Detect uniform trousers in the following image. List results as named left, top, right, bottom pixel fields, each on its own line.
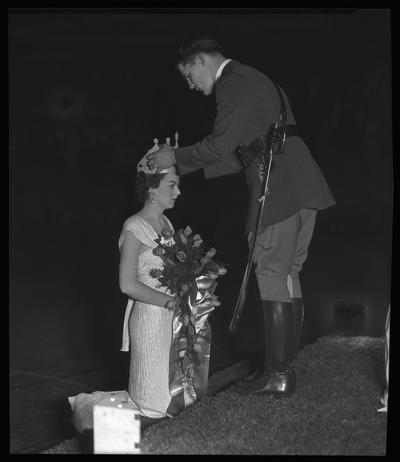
left=253, top=208, right=317, bottom=302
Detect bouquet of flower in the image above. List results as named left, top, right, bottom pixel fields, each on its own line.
left=150, top=225, right=227, bottom=395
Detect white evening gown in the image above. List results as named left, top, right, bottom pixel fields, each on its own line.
left=69, top=215, right=176, bottom=431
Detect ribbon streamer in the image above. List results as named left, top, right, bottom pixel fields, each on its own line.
left=167, top=276, right=216, bottom=416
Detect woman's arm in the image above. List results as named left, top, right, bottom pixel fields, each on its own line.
left=119, top=230, right=174, bottom=308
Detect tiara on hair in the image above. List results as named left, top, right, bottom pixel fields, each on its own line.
left=137, top=132, right=179, bottom=174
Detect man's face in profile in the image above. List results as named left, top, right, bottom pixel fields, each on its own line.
left=178, top=55, right=214, bottom=96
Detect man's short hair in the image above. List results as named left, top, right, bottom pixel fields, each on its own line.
left=177, top=37, right=224, bottom=66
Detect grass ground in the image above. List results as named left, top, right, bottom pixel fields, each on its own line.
left=41, top=335, right=388, bottom=455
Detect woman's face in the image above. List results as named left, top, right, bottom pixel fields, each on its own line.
left=152, top=168, right=181, bottom=210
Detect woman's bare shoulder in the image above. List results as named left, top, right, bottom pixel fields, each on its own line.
left=122, top=213, right=146, bottom=229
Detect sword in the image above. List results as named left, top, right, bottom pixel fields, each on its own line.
left=229, top=121, right=285, bottom=333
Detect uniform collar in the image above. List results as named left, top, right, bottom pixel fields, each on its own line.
left=216, top=58, right=232, bottom=80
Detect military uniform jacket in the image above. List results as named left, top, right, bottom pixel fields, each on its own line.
left=174, top=60, right=336, bottom=233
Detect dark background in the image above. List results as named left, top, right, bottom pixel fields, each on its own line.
left=9, top=9, right=392, bottom=389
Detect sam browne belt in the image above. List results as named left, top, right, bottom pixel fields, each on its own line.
left=236, top=124, right=297, bottom=169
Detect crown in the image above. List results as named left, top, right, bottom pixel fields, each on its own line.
left=137, top=132, right=179, bottom=174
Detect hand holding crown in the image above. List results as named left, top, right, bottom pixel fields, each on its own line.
left=146, top=132, right=179, bottom=172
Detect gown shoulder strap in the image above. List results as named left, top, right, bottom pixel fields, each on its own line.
left=118, top=216, right=158, bottom=250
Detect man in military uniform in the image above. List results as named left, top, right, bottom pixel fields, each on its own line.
left=147, top=37, right=335, bottom=396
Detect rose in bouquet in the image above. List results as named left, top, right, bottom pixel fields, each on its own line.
left=150, top=225, right=227, bottom=385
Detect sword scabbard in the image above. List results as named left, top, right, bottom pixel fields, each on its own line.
left=229, top=122, right=283, bottom=333
left=228, top=226, right=259, bottom=333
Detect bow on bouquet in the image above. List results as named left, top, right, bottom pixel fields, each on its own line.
left=150, top=225, right=226, bottom=413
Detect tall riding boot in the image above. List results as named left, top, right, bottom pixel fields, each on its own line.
left=233, top=301, right=303, bottom=390
left=291, top=297, right=304, bottom=355
left=239, top=300, right=295, bottom=396
left=288, top=297, right=304, bottom=388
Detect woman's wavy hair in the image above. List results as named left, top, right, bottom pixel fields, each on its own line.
left=135, top=171, right=166, bottom=204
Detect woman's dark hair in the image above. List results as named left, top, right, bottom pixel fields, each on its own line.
left=177, top=37, right=224, bottom=66
left=135, top=171, right=166, bottom=203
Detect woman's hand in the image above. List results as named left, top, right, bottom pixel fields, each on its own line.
left=164, top=297, right=180, bottom=312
